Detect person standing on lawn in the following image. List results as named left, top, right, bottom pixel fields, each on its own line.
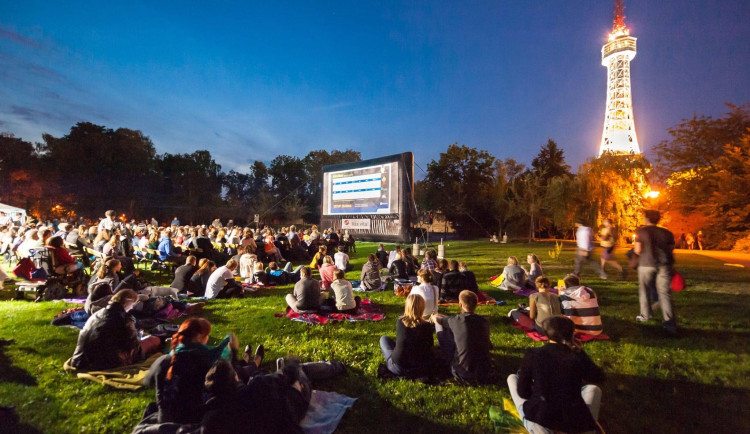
left=574, top=220, right=606, bottom=279
left=634, top=209, right=678, bottom=336
left=598, top=219, right=626, bottom=280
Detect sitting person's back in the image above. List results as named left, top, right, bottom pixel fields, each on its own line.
left=328, top=269, right=359, bottom=313
left=498, top=256, right=527, bottom=291
left=441, top=260, right=465, bottom=299
left=285, top=267, right=323, bottom=313
left=389, top=254, right=409, bottom=280
left=433, top=290, right=492, bottom=384
left=170, top=256, right=197, bottom=292
left=318, top=256, right=337, bottom=289
left=559, top=274, right=603, bottom=336
left=71, top=290, right=139, bottom=371
left=379, top=294, right=435, bottom=377
left=410, top=269, right=439, bottom=319
left=458, top=261, right=479, bottom=293
left=360, top=254, right=382, bottom=291
left=507, top=316, right=605, bottom=433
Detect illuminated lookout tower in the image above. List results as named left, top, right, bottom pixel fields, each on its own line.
left=599, top=0, right=640, bottom=156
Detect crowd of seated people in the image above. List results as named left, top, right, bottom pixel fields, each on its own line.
left=2, top=213, right=612, bottom=433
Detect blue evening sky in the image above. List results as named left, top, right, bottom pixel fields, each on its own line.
left=1, top=1, right=748, bottom=176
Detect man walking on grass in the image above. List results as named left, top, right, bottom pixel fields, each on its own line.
left=634, top=210, right=677, bottom=336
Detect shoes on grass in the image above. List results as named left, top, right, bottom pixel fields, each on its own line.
left=635, top=315, right=652, bottom=323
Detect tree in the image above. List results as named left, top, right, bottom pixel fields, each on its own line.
left=577, top=154, right=652, bottom=243
left=156, top=150, right=223, bottom=224
left=423, top=143, right=496, bottom=236
left=531, top=139, right=571, bottom=182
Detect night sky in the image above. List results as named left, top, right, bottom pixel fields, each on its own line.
left=1, top=1, right=748, bottom=175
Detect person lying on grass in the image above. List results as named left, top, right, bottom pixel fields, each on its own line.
left=70, top=289, right=161, bottom=371
left=285, top=266, right=325, bottom=313
left=508, top=276, right=562, bottom=336
left=507, top=316, right=605, bottom=434
left=379, top=293, right=436, bottom=378
left=432, top=290, right=493, bottom=384
left=267, top=261, right=303, bottom=285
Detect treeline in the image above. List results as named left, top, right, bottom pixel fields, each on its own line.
left=1, top=103, right=748, bottom=249
left=416, top=103, right=750, bottom=250
left=0, top=122, right=361, bottom=225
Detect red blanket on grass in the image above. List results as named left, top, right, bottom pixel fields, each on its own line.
left=438, top=291, right=497, bottom=306
left=511, top=322, right=610, bottom=342
left=275, top=298, right=385, bottom=324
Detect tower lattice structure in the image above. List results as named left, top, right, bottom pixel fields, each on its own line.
left=599, top=0, right=640, bottom=156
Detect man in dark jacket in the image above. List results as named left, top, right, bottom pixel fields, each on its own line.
left=441, top=260, right=465, bottom=300
left=70, top=289, right=160, bottom=370
left=432, top=290, right=492, bottom=384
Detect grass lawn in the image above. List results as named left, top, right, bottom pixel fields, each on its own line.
left=1, top=241, right=750, bottom=433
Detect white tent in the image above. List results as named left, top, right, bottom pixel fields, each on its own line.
left=0, top=203, right=26, bottom=225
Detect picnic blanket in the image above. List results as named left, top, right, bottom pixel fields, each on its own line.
left=438, top=291, right=498, bottom=306
left=275, top=298, right=385, bottom=324
left=63, top=353, right=163, bottom=390
left=511, top=322, right=609, bottom=342
left=62, top=297, right=86, bottom=304
left=353, top=281, right=386, bottom=292
left=300, top=390, right=357, bottom=434
left=489, top=398, right=526, bottom=433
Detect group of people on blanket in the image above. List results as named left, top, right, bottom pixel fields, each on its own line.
left=373, top=243, right=605, bottom=433
left=71, top=291, right=345, bottom=433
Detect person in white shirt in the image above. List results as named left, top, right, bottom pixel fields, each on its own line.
left=574, top=221, right=606, bottom=279
left=333, top=245, right=351, bottom=271
left=204, top=259, right=242, bottom=299
left=410, top=269, right=439, bottom=319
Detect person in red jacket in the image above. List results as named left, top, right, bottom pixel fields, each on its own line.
left=47, top=235, right=83, bottom=274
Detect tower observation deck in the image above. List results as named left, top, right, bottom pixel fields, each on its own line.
left=599, top=0, right=640, bottom=156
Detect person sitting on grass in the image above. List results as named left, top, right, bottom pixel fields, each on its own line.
left=388, top=252, right=409, bottom=281
left=376, top=243, right=388, bottom=268
left=559, top=274, right=603, bottom=336
left=249, top=261, right=272, bottom=286
left=70, top=289, right=161, bottom=371
left=318, top=255, right=337, bottom=290
left=323, top=269, right=361, bottom=314
left=285, top=266, right=325, bottom=313
left=507, top=316, right=605, bottom=434
left=402, top=247, right=420, bottom=278
left=410, top=269, right=439, bottom=319
left=432, top=258, right=448, bottom=290
left=188, top=259, right=215, bottom=297
left=420, top=249, right=438, bottom=271
left=360, top=254, right=382, bottom=291
left=333, top=245, right=351, bottom=272
left=458, top=261, right=479, bottom=294
left=87, top=258, right=139, bottom=295
left=524, top=254, right=543, bottom=289
left=440, top=260, right=464, bottom=300
left=508, top=276, right=562, bottom=335
left=497, top=256, right=527, bottom=291
left=148, top=318, right=241, bottom=424
left=267, top=261, right=303, bottom=285
left=170, top=255, right=197, bottom=294
left=204, top=259, right=243, bottom=299
left=309, top=245, right=327, bottom=269
left=432, top=290, right=492, bottom=384
left=379, top=293, right=436, bottom=378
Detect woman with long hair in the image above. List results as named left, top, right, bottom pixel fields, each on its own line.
left=188, top=259, right=215, bottom=296
left=507, top=316, right=605, bottom=433
left=379, top=293, right=435, bottom=377
left=153, top=318, right=238, bottom=423
left=509, top=276, right=562, bottom=335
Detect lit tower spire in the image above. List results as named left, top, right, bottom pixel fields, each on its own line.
left=599, top=0, right=640, bottom=156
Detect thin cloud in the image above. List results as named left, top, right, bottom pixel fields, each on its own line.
left=0, top=28, right=43, bottom=49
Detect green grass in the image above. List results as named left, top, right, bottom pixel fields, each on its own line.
left=2, top=241, right=750, bottom=433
